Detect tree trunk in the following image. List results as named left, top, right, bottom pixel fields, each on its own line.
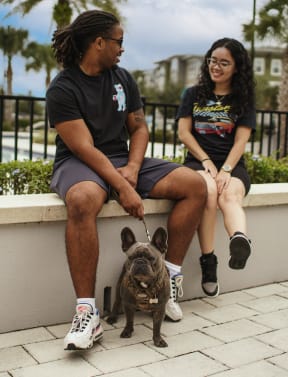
left=45, top=70, right=51, bottom=89
left=5, top=56, right=13, bottom=125
left=278, top=44, right=288, bottom=157
left=6, top=56, right=13, bottom=95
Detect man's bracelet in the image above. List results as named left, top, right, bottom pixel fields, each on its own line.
left=201, top=158, right=211, bottom=163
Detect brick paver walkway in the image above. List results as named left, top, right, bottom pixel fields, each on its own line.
left=1, top=282, right=288, bottom=376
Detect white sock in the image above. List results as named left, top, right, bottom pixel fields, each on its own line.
left=77, top=298, right=96, bottom=313
left=165, top=260, right=181, bottom=278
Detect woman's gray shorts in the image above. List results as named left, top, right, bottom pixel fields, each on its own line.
left=50, top=155, right=181, bottom=201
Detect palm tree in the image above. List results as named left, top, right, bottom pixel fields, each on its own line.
left=0, top=26, right=29, bottom=124
left=22, top=42, right=58, bottom=89
left=3, top=0, right=127, bottom=28
left=243, top=0, right=288, bottom=156
left=0, top=26, right=29, bottom=95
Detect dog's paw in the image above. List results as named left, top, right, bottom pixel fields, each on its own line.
left=153, top=336, right=168, bottom=347
left=106, top=315, right=117, bottom=325
left=120, top=326, right=133, bottom=338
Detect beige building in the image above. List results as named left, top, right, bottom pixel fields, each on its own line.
left=148, top=46, right=284, bottom=91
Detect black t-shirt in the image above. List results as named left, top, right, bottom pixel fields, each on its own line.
left=46, top=66, right=143, bottom=163
left=176, top=86, right=256, bottom=163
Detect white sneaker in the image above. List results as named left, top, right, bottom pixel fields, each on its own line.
left=165, top=274, right=184, bottom=322
left=64, top=304, right=103, bottom=350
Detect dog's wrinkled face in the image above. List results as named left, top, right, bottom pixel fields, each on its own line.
left=121, top=227, right=167, bottom=289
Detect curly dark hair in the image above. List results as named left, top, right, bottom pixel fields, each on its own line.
left=52, top=10, right=119, bottom=68
left=197, top=38, right=255, bottom=116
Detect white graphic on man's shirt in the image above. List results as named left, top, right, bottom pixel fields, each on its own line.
left=113, top=84, right=126, bottom=111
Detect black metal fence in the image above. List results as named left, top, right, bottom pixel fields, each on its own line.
left=0, top=94, right=288, bottom=162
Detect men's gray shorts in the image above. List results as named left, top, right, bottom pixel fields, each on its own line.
left=50, top=154, right=181, bottom=201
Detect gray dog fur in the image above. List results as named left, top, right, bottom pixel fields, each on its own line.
left=106, top=226, right=170, bottom=347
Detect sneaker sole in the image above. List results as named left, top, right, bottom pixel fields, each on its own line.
left=64, top=325, right=104, bottom=350
left=229, top=236, right=251, bottom=270
left=165, top=314, right=182, bottom=322
left=202, top=282, right=220, bottom=298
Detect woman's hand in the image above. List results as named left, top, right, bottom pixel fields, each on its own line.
left=202, top=159, right=218, bottom=179
left=216, top=170, right=231, bottom=194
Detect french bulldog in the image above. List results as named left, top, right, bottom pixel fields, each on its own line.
left=106, top=226, right=170, bottom=347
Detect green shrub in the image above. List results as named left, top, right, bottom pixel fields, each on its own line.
left=167, top=152, right=288, bottom=184
left=244, top=153, right=288, bottom=184
left=0, top=160, right=53, bottom=195
left=0, top=153, right=287, bottom=195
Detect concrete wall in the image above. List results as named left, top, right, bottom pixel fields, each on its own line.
left=1, top=183, right=288, bottom=333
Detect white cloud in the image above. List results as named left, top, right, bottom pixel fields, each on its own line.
left=0, top=0, right=272, bottom=96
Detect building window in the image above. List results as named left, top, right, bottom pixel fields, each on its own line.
left=170, top=58, right=179, bottom=83
left=254, top=57, right=265, bottom=75
left=271, top=59, right=282, bottom=76
left=188, top=59, right=201, bottom=76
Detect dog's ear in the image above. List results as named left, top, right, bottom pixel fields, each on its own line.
left=121, top=227, right=137, bottom=252
left=151, top=227, right=167, bottom=254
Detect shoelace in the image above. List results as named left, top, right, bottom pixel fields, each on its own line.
left=70, top=310, right=92, bottom=333
left=170, top=275, right=184, bottom=301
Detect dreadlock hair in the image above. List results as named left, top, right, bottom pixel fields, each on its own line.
left=197, top=38, right=255, bottom=116
left=52, top=10, right=119, bottom=68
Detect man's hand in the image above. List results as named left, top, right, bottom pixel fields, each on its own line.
left=117, top=163, right=139, bottom=189
left=117, top=185, right=144, bottom=220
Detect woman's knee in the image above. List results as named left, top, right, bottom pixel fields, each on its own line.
left=204, top=182, right=218, bottom=210
left=198, top=172, right=218, bottom=204
left=218, top=189, right=243, bottom=209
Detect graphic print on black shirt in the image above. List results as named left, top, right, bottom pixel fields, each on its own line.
left=112, top=83, right=127, bottom=112
left=176, top=85, right=256, bottom=162
left=193, top=99, right=235, bottom=138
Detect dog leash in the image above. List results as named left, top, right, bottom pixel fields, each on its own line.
left=142, top=217, right=151, bottom=242
left=111, top=189, right=151, bottom=242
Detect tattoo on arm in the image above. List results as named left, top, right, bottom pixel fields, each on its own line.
left=133, top=109, right=145, bottom=124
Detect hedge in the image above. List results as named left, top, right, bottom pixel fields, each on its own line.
left=0, top=153, right=287, bottom=195
left=0, top=160, right=53, bottom=195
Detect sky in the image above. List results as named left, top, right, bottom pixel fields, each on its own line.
left=0, top=0, right=270, bottom=97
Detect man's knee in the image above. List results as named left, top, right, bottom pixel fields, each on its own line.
left=183, top=167, right=207, bottom=200
left=167, top=167, right=207, bottom=202
left=66, top=182, right=107, bottom=219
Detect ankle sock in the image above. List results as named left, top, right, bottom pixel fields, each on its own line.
left=201, top=250, right=214, bottom=261
left=77, top=298, right=96, bottom=314
left=165, top=260, right=181, bottom=278
left=230, top=231, right=245, bottom=240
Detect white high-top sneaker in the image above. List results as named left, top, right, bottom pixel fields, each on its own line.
left=165, top=274, right=184, bottom=322
left=64, top=304, right=103, bottom=350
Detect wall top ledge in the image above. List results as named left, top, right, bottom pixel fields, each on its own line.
left=0, top=183, right=287, bottom=225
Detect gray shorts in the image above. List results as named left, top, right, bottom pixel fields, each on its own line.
left=51, top=154, right=181, bottom=201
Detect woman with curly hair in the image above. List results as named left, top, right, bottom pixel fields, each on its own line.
left=177, top=38, right=256, bottom=297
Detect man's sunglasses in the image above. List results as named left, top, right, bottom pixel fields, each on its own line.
left=104, top=37, right=123, bottom=48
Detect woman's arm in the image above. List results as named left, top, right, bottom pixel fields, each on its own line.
left=178, top=116, right=209, bottom=162
left=221, top=126, right=252, bottom=170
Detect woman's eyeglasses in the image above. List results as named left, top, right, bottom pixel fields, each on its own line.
left=207, top=57, right=232, bottom=69
left=104, top=37, right=124, bottom=48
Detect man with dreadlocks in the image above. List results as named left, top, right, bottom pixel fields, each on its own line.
left=46, top=10, right=207, bottom=350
